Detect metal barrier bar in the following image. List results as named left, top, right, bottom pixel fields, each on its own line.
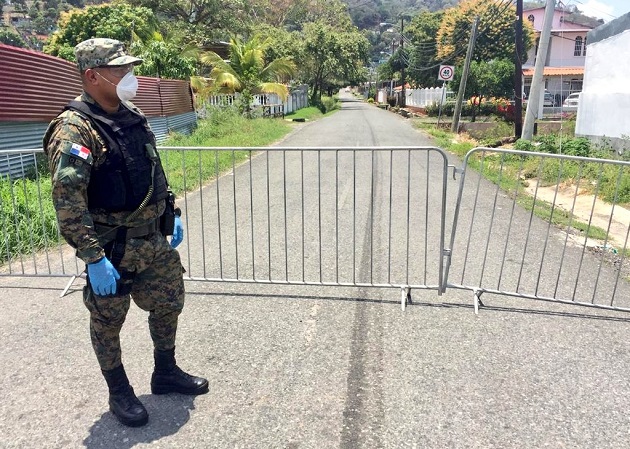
left=158, top=147, right=450, bottom=309
left=2, top=146, right=450, bottom=310
left=445, top=147, right=630, bottom=312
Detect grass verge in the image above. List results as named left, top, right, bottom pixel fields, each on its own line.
left=415, top=121, right=622, bottom=250
left=1, top=107, right=302, bottom=264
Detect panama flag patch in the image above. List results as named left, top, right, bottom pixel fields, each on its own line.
left=70, top=143, right=91, bottom=160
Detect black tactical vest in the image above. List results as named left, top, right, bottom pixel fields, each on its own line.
left=65, top=100, right=169, bottom=212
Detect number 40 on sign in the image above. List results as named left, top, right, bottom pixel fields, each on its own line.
left=438, top=65, right=455, bottom=82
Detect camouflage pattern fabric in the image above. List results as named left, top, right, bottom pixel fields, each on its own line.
left=43, top=92, right=164, bottom=264
left=83, top=232, right=185, bottom=370
left=44, top=92, right=184, bottom=371
left=74, top=38, right=142, bottom=71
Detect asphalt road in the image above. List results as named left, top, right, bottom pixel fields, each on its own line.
left=2, top=91, right=630, bottom=449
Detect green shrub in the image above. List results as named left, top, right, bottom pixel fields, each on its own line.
left=320, top=95, right=338, bottom=113
left=514, top=139, right=535, bottom=152
left=535, top=134, right=559, bottom=154
left=425, top=101, right=497, bottom=118
left=1, top=175, right=58, bottom=264
left=560, top=137, right=591, bottom=157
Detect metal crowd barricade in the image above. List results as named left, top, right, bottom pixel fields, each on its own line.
left=445, top=147, right=630, bottom=313
left=160, top=146, right=451, bottom=310
left=1, top=146, right=451, bottom=309
left=0, top=148, right=84, bottom=284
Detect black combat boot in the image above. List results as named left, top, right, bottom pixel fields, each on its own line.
left=151, top=348, right=209, bottom=395
left=102, top=364, right=149, bottom=427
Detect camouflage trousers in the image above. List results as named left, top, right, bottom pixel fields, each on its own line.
left=83, top=232, right=185, bottom=371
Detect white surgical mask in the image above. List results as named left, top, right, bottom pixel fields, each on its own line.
left=115, top=72, right=138, bottom=101
left=96, top=70, right=138, bottom=101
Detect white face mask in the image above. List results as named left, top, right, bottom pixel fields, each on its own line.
left=96, top=70, right=138, bottom=101
left=115, top=72, right=138, bottom=101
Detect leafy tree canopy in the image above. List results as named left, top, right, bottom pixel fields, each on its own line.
left=0, top=29, right=28, bottom=48
left=436, top=0, right=534, bottom=65
left=130, top=32, right=198, bottom=79
left=44, top=3, right=158, bottom=60
left=451, top=58, right=515, bottom=120
left=300, top=21, right=370, bottom=101
left=405, top=10, right=444, bottom=88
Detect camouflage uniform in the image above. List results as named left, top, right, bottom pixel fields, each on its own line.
left=43, top=77, right=184, bottom=372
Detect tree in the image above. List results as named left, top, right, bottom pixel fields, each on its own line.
left=0, top=30, right=28, bottom=48
left=127, top=0, right=249, bottom=45
left=451, top=58, right=515, bottom=121
left=406, top=10, right=444, bottom=88
left=44, top=4, right=158, bottom=61
left=196, top=35, right=297, bottom=116
left=301, top=21, right=369, bottom=102
left=130, top=32, right=197, bottom=80
left=436, top=0, right=534, bottom=65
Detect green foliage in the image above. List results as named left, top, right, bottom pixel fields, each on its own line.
left=0, top=29, right=28, bottom=48
left=127, top=0, right=248, bottom=42
left=44, top=4, right=158, bottom=60
left=0, top=175, right=58, bottom=264
left=158, top=107, right=292, bottom=194
left=561, top=137, right=591, bottom=157
left=406, top=10, right=444, bottom=88
left=316, top=95, right=339, bottom=113
left=130, top=35, right=197, bottom=80
left=285, top=106, right=325, bottom=121
left=451, top=59, right=515, bottom=105
left=196, top=34, right=297, bottom=116
left=514, top=139, right=535, bottom=152
left=437, top=0, right=534, bottom=64
left=425, top=100, right=496, bottom=117
left=301, top=21, right=370, bottom=102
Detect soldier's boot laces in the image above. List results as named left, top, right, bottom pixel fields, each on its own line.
left=151, top=347, right=209, bottom=395
left=102, top=364, right=148, bottom=427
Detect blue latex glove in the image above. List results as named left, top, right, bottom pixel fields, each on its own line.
left=88, top=257, right=120, bottom=296
left=171, top=215, right=184, bottom=248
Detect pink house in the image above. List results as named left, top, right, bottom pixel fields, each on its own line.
left=522, top=6, right=596, bottom=105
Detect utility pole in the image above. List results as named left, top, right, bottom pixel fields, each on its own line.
left=514, top=0, right=524, bottom=137
left=400, top=16, right=406, bottom=108
left=522, top=0, right=555, bottom=140
left=451, top=17, right=480, bottom=134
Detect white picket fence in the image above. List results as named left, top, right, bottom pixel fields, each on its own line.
left=200, top=85, right=309, bottom=117
left=378, top=86, right=454, bottom=108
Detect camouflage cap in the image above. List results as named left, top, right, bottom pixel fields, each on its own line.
left=74, top=38, right=143, bottom=71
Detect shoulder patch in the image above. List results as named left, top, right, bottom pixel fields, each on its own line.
left=69, top=143, right=91, bottom=160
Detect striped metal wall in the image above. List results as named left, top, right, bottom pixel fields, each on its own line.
left=0, top=44, right=196, bottom=178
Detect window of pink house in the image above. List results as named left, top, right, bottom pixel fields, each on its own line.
left=574, top=36, right=583, bottom=56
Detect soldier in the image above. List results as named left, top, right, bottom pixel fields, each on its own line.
left=43, top=38, right=208, bottom=428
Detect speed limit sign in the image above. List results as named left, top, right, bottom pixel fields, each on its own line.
left=438, top=65, right=455, bottom=81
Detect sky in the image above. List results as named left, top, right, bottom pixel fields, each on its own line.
left=569, top=0, right=630, bottom=21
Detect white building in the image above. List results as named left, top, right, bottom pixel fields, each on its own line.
left=522, top=6, right=596, bottom=106
left=576, top=12, right=630, bottom=153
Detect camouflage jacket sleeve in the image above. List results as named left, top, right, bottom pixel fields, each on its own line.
left=43, top=109, right=105, bottom=264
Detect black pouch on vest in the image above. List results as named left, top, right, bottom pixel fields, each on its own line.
left=160, top=190, right=176, bottom=236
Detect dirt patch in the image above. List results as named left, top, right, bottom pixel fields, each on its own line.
left=525, top=180, right=630, bottom=279
left=525, top=181, right=629, bottom=249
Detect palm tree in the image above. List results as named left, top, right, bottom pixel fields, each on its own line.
left=194, top=35, right=297, bottom=116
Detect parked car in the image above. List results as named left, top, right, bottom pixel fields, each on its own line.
left=562, top=92, right=580, bottom=112
left=543, top=90, right=555, bottom=107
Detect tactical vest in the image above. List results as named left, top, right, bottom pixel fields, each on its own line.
left=65, top=100, right=169, bottom=212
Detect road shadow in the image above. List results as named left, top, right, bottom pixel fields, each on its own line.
left=83, top=394, right=196, bottom=449
left=184, top=289, right=630, bottom=323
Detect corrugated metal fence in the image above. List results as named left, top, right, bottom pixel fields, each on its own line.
left=0, top=44, right=197, bottom=178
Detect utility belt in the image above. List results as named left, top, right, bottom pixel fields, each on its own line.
left=95, top=219, right=160, bottom=243
left=95, top=217, right=161, bottom=269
